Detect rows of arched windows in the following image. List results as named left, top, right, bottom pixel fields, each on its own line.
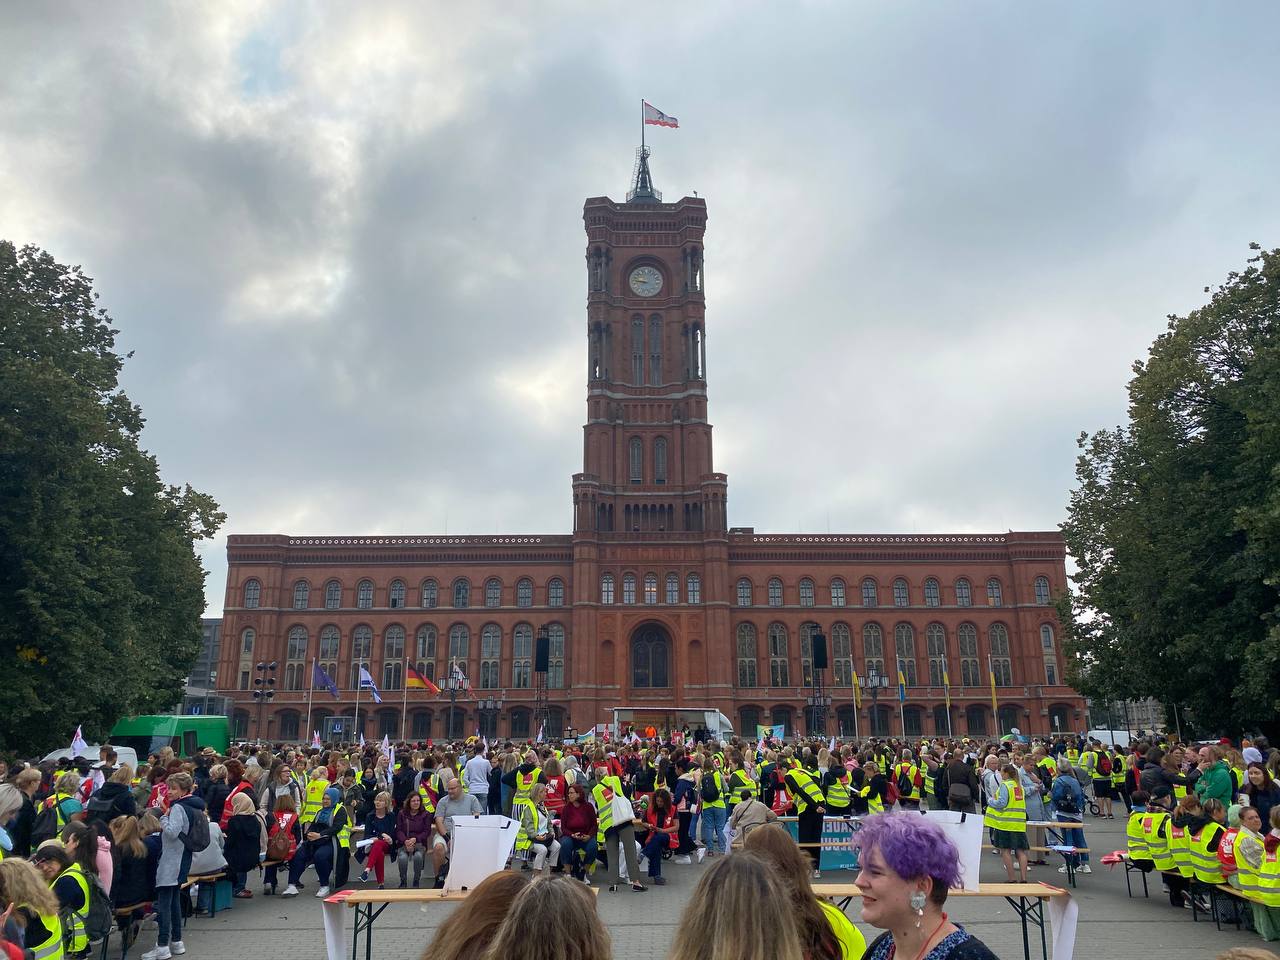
left=271, top=622, right=568, bottom=693
left=731, top=620, right=1051, bottom=690
left=628, top=436, right=669, bottom=484
left=600, top=572, right=701, bottom=605
left=731, top=575, right=1053, bottom=609
left=246, top=576, right=568, bottom=611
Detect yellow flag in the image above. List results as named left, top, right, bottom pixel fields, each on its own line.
left=852, top=670, right=862, bottom=708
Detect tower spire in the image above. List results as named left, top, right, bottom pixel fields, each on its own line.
left=627, top=146, right=661, bottom=204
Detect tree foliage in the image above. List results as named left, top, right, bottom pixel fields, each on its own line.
left=1059, top=244, right=1280, bottom=737
left=0, top=241, right=225, bottom=756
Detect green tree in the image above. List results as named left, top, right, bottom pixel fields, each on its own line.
left=0, top=241, right=224, bottom=757
left=1059, top=244, right=1280, bottom=738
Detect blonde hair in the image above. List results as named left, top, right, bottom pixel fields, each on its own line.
left=667, top=853, right=803, bottom=960
left=110, top=764, right=134, bottom=785
left=0, top=858, right=60, bottom=918
left=481, top=875, right=609, bottom=960
left=110, top=815, right=147, bottom=859
left=209, top=764, right=228, bottom=781
left=55, top=772, right=80, bottom=795
left=138, top=811, right=162, bottom=836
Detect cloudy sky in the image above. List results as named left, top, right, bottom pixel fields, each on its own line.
left=3, top=3, right=1278, bottom=617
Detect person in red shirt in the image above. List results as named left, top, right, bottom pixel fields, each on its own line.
left=639, top=789, right=679, bottom=885
left=557, top=784, right=598, bottom=883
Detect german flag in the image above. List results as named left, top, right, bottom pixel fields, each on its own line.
left=406, top=665, right=440, bottom=694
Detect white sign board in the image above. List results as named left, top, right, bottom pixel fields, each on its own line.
left=446, top=815, right=518, bottom=893
left=918, top=809, right=983, bottom=892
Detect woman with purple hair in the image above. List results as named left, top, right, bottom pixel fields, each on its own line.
left=853, top=813, right=997, bottom=959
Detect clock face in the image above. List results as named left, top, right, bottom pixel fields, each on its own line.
left=629, top=265, right=663, bottom=297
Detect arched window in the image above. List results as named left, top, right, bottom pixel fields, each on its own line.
left=831, top=623, right=853, bottom=686
left=318, top=626, right=340, bottom=685
left=863, top=623, right=884, bottom=676
left=986, top=578, right=1003, bottom=607
left=631, top=317, right=644, bottom=385
left=1041, top=624, right=1055, bottom=651
left=965, top=704, right=989, bottom=736
left=1048, top=705, right=1070, bottom=734
left=861, top=578, right=878, bottom=607
left=629, top=437, right=643, bottom=482
left=453, top=578, right=470, bottom=608
left=830, top=578, right=846, bottom=607
left=548, top=578, right=565, bottom=607
left=736, top=624, right=757, bottom=687
left=278, top=711, right=300, bottom=742
left=772, top=706, right=794, bottom=738
left=484, top=578, right=502, bottom=608
left=768, top=623, right=789, bottom=686
left=954, top=578, right=972, bottom=607
left=293, top=580, right=310, bottom=610
left=601, top=574, right=615, bottom=604
left=481, top=624, right=501, bottom=689
left=958, top=623, right=979, bottom=686
left=389, top=580, right=406, bottom=609
left=632, top=626, right=670, bottom=688
left=737, top=579, right=753, bottom=606
left=411, top=711, right=433, bottom=739
left=998, top=705, right=1020, bottom=736
left=350, top=625, right=373, bottom=689
left=512, top=624, right=532, bottom=689
left=800, top=622, right=820, bottom=687
left=421, top=579, right=438, bottom=608
left=926, top=623, right=947, bottom=686
left=665, top=573, right=679, bottom=604
left=686, top=574, right=701, bottom=604
left=623, top=574, right=637, bottom=604
left=241, top=628, right=255, bottom=655
left=894, top=623, right=917, bottom=686
left=509, top=709, right=530, bottom=740
left=516, top=578, right=533, bottom=607
left=933, top=704, right=952, bottom=737
left=989, top=624, right=1012, bottom=685
left=547, top=624, right=566, bottom=689
left=649, top=315, right=663, bottom=385
left=357, top=579, right=374, bottom=609
left=414, top=625, right=436, bottom=680
left=325, top=579, right=342, bottom=609
left=799, top=578, right=815, bottom=607
left=383, top=626, right=405, bottom=690
left=448, top=624, right=470, bottom=661
left=893, top=578, right=909, bottom=607
left=285, top=627, right=307, bottom=690
left=1034, top=576, right=1051, bottom=605
left=741, top=707, right=761, bottom=736
left=767, top=577, right=783, bottom=606
left=644, top=573, right=658, bottom=604
left=654, top=437, right=668, bottom=483
left=243, top=579, right=261, bottom=608
left=924, top=578, right=940, bottom=607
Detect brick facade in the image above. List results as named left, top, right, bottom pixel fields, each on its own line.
left=217, top=172, right=1084, bottom=743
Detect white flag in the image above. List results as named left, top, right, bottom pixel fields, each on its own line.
left=829, top=736, right=836, bottom=753
left=311, top=730, right=322, bottom=748
left=380, top=733, right=391, bottom=757
left=536, top=721, right=545, bottom=743
left=70, top=725, right=88, bottom=756
left=643, top=100, right=679, bottom=129
left=359, top=732, right=366, bottom=749
left=359, top=665, right=383, bottom=704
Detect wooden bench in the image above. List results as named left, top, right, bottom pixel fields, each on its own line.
left=181, top=872, right=230, bottom=918
left=813, top=881, right=1071, bottom=960
left=321, top=885, right=599, bottom=960
left=107, top=902, right=150, bottom=960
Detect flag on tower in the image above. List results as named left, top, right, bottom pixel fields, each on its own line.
left=643, top=101, right=678, bottom=128
left=359, top=666, right=383, bottom=704
left=406, top=665, right=440, bottom=694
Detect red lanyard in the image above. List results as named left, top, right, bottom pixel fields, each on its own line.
left=887, top=913, right=949, bottom=960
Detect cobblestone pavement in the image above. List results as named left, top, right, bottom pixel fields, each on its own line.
left=139, top=817, right=1263, bottom=960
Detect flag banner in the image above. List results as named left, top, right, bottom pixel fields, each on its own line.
left=536, top=721, right=545, bottom=743
left=756, top=723, right=786, bottom=741
left=71, top=725, right=88, bottom=755
left=311, top=730, right=322, bottom=748
left=852, top=670, right=862, bottom=709
left=828, top=735, right=836, bottom=753
left=406, top=665, right=441, bottom=694
left=313, top=662, right=340, bottom=699
left=643, top=100, right=678, bottom=128
left=380, top=733, right=391, bottom=757
left=359, top=665, right=383, bottom=704
left=359, top=733, right=366, bottom=749
left=897, top=670, right=907, bottom=703
left=451, top=661, right=474, bottom=697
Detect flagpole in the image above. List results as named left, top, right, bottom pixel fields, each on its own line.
left=401, top=657, right=410, bottom=742
left=354, top=658, right=363, bottom=744
left=306, top=657, right=316, bottom=745
left=988, top=655, right=999, bottom=734
left=641, top=98, right=645, bottom=150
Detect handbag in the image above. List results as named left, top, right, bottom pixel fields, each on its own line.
left=610, top=794, right=637, bottom=827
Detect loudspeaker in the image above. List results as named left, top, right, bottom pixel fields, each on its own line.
left=535, top=630, right=550, bottom=673
left=812, top=631, right=828, bottom=670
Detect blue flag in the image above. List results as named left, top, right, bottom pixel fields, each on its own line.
left=312, top=663, right=339, bottom=699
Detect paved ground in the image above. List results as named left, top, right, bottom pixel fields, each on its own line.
left=137, top=816, right=1267, bottom=960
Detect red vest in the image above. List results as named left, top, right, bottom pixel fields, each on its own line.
left=1218, top=827, right=1239, bottom=874
left=271, top=812, right=299, bottom=860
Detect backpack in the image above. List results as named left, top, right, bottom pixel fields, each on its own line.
left=82, top=873, right=114, bottom=944
left=267, top=814, right=297, bottom=862
left=700, top=772, right=721, bottom=804
left=31, top=796, right=73, bottom=847
left=896, top=766, right=915, bottom=796
left=884, top=777, right=900, bottom=807
left=1054, top=780, right=1080, bottom=814
left=178, top=803, right=212, bottom=853
left=1099, top=755, right=1113, bottom=776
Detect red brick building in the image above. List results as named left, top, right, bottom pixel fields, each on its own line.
left=217, top=154, right=1084, bottom=743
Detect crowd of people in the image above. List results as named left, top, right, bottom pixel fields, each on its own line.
left=0, top=729, right=1278, bottom=959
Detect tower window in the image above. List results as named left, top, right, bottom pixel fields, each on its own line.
left=830, top=578, right=846, bottom=607
left=861, top=578, right=878, bottom=607
left=356, top=579, right=373, bottom=609
left=1034, top=576, right=1051, bottom=605
left=654, top=437, right=668, bottom=483
left=631, top=316, right=644, bottom=385
left=665, top=573, right=679, bottom=604
left=649, top=315, right=663, bottom=385
left=686, top=574, right=701, bottom=604
left=629, top=438, right=643, bottom=483
left=601, top=574, right=615, bottom=605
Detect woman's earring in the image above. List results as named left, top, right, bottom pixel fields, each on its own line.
left=910, top=890, right=926, bottom=926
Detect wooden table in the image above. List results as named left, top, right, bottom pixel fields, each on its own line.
left=812, top=882, right=1073, bottom=960
left=322, top=884, right=598, bottom=960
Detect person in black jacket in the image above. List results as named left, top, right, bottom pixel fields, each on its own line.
left=86, top=766, right=138, bottom=828
left=10, top=768, right=41, bottom=858
left=223, top=793, right=265, bottom=899
left=204, top=764, right=232, bottom=826
left=108, top=815, right=152, bottom=910
left=486, top=759, right=503, bottom=816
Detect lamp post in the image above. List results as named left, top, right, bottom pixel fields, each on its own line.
left=478, top=697, right=503, bottom=741
left=860, top=670, right=891, bottom=737
left=252, top=660, right=277, bottom=742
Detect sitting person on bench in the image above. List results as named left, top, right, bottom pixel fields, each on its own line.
left=282, top=787, right=340, bottom=899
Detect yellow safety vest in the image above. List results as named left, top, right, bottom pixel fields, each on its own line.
left=1125, top=811, right=1151, bottom=862
left=1189, top=822, right=1225, bottom=884
left=1110, top=757, right=1126, bottom=787
left=1235, top=834, right=1261, bottom=898
left=1066, top=749, right=1079, bottom=764
left=922, top=766, right=936, bottom=803
left=785, top=769, right=825, bottom=815
left=1230, top=766, right=1246, bottom=794
left=893, top=763, right=921, bottom=801
left=514, top=768, right=542, bottom=803
left=1140, top=812, right=1176, bottom=871
left=1081, top=751, right=1099, bottom=778
left=590, top=775, right=627, bottom=844
left=729, top=769, right=757, bottom=801
left=983, top=782, right=1027, bottom=833
left=825, top=773, right=852, bottom=808
left=28, top=911, right=64, bottom=960
left=416, top=783, right=437, bottom=815
left=55, top=863, right=89, bottom=954
left=302, top=776, right=330, bottom=822
left=701, top=771, right=728, bottom=810
left=515, top=802, right=550, bottom=852
left=859, top=779, right=884, bottom=814
left=333, top=806, right=352, bottom=850
left=1168, top=824, right=1195, bottom=878
left=818, top=899, right=867, bottom=960
left=1242, top=848, right=1280, bottom=907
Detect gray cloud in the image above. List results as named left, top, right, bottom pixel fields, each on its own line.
left=2, top=2, right=1278, bottom=614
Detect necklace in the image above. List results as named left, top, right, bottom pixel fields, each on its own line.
left=887, top=912, right=950, bottom=960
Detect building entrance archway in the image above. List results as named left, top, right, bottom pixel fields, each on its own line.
left=631, top=623, right=672, bottom=689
